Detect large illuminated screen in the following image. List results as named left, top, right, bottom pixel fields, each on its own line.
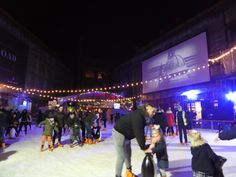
left=142, top=32, right=210, bottom=94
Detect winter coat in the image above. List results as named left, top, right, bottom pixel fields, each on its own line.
left=152, top=136, right=169, bottom=169
left=84, top=112, right=96, bottom=127
left=55, top=111, right=65, bottom=128
left=176, top=111, right=187, bottom=126
left=40, top=119, right=58, bottom=136
left=219, top=125, right=236, bottom=140
left=114, top=106, right=149, bottom=150
left=43, top=109, right=56, bottom=121
left=153, top=112, right=166, bottom=127
left=185, top=110, right=196, bottom=123
left=191, top=143, right=221, bottom=176
left=166, top=111, right=175, bottom=127
left=67, top=114, right=81, bottom=129
left=0, top=109, right=7, bottom=128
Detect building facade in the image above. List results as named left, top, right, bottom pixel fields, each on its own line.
left=0, top=9, right=73, bottom=90
left=0, top=9, right=73, bottom=111
left=112, top=0, right=236, bottom=120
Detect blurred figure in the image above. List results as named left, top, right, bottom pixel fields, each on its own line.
left=67, top=112, right=83, bottom=147
left=176, top=106, right=188, bottom=144
left=185, top=106, right=196, bottom=131
left=102, top=109, right=107, bottom=131
left=153, top=108, right=167, bottom=136
left=215, top=123, right=236, bottom=142
left=165, top=107, right=175, bottom=136
left=36, top=109, right=43, bottom=126
left=18, top=109, right=30, bottom=135
left=53, top=106, right=65, bottom=147
left=0, top=101, right=7, bottom=149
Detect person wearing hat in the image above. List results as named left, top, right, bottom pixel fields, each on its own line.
left=146, top=124, right=169, bottom=177
left=112, top=103, right=157, bottom=177
left=188, top=130, right=226, bottom=177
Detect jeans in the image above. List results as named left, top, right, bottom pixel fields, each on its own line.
left=112, top=128, right=131, bottom=176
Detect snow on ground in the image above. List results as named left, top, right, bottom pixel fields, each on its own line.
left=0, top=124, right=236, bottom=177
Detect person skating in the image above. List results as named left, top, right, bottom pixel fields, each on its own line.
left=39, top=117, right=58, bottom=152
left=53, top=106, right=65, bottom=148
left=18, top=109, right=30, bottom=135
left=0, top=101, right=7, bottom=149
left=189, top=130, right=226, bottom=177
left=145, top=125, right=169, bottom=177
left=165, top=107, right=175, bottom=136
left=67, top=112, right=83, bottom=147
left=175, top=106, right=188, bottom=144
left=112, top=103, right=157, bottom=177
left=84, top=110, right=96, bottom=144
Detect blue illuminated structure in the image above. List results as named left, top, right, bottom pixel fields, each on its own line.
left=226, top=91, right=236, bottom=102
left=181, top=89, right=201, bottom=100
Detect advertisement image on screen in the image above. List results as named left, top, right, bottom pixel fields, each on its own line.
left=114, top=103, right=120, bottom=109
left=142, top=32, right=210, bottom=94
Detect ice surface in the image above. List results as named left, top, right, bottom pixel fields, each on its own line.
left=0, top=124, right=235, bottom=177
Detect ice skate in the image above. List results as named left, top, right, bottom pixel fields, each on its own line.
left=126, top=167, right=137, bottom=177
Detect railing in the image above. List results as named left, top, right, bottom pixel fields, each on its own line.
left=193, top=119, right=236, bottom=131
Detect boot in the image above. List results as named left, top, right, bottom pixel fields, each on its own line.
left=88, top=139, right=95, bottom=144
left=58, top=143, right=64, bottom=147
left=126, top=167, right=137, bottom=177
left=2, top=143, right=6, bottom=149
left=85, top=138, right=89, bottom=144
left=48, top=145, right=53, bottom=151
left=40, top=145, right=44, bottom=152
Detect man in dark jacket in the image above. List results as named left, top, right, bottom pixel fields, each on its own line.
left=112, top=103, right=157, bottom=177
left=53, top=106, right=65, bottom=147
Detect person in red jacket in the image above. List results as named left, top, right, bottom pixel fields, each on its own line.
left=165, top=107, right=175, bottom=136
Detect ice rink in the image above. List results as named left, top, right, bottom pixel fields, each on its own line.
left=1, top=124, right=236, bottom=177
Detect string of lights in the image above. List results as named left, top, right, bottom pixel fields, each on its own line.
left=60, top=95, right=142, bottom=102
left=1, top=44, right=235, bottom=98
left=1, top=64, right=210, bottom=96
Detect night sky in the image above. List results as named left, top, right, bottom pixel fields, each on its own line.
left=1, top=0, right=222, bottom=71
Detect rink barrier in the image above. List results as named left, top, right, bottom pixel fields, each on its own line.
left=193, top=119, right=236, bottom=130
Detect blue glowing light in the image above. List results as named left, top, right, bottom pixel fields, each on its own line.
left=226, top=91, right=236, bottom=102
left=181, top=90, right=201, bottom=100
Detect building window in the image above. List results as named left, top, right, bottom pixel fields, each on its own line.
left=85, top=71, right=95, bottom=78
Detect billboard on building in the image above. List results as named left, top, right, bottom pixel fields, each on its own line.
left=142, top=32, right=210, bottom=94
left=0, top=28, right=28, bottom=87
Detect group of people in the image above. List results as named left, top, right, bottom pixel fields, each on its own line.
left=112, top=103, right=232, bottom=177
left=38, top=105, right=106, bottom=152
left=0, top=101, right=32, bottom=149
left=146, top=105, right=196, bottom=145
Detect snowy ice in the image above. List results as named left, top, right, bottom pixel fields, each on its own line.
left=0, top=124, right=236, bottom=177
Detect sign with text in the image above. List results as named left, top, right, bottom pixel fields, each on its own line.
left=0, top=28, right=29, bottom=86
